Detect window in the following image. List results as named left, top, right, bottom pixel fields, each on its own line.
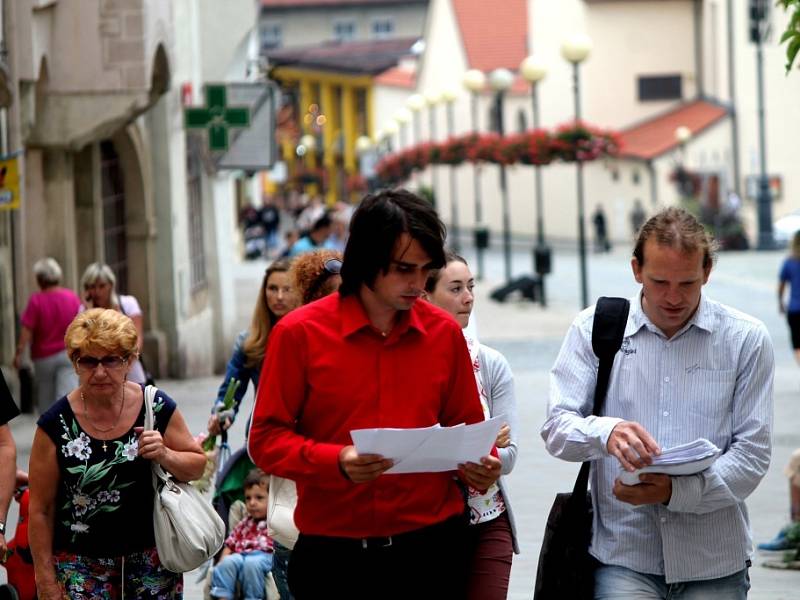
left=371, top=18, right=394, bottom=39
left=186, top=137, right=207, bottom=292
left=260, top=23, right=282, bottom=50
left=638, top=75, right=682, bottom=101
left=334, top=20, right=356, bottom=42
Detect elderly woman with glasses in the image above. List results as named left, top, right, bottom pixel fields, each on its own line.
left=28, top=308, right=205, bottom=600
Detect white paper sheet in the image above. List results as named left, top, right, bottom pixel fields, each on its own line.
left=350, top=415, right=505, bottom=475
left=618, top=438, right=721, bottom=485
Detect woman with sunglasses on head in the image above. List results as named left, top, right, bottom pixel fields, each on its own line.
left=28, top=308, right=205, bottom=599
left=423, top=252, right=519, bottom=600
left=208, top=258, right=298, bottom=437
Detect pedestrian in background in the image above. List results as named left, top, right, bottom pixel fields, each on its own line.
left=592, top=205, right=611, bottom=253
left=248, top=189, right=501, bottom=599
left=14, top=257, right=81, bottom=413
left=208, top=258, right=297, bottom=436
left=778, top=230, right=800, bottom=365
left=542, top=207, right=773, bottom=598
left=288, top=213, right=332, bottom=257
left=424, top=252, right=519, bottom=600
left=80, top=263, right=149, bottom=385
left=630, top=199, right=646, bottom=237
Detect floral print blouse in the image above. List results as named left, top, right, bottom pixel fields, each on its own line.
left=37, top=387, right=176, bottom=557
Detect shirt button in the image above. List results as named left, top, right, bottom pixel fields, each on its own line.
left=664, top=376, right=670, bottom=382
left=663, top=411, right=669, bottom=417
left=660, top=517, right=667, bottom=523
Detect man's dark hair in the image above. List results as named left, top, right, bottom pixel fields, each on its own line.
left=339, top=189, right=446, bottom=296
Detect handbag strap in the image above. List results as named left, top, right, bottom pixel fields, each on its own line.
left=143, top=385, right=175, bottom=490
left=572, top=297, right=631, bottom=497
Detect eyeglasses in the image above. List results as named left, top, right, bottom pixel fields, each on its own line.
left=76, top=356, right=128, bottom=372
left=323, top=258, right=342, bottom=275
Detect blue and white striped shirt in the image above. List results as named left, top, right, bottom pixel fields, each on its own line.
left=541, top=294, right=774, bottom=583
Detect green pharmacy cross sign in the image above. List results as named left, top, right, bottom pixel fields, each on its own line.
left=184, top=85, right=250, bottom=152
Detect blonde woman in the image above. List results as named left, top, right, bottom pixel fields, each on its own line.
left=80, top=263, right=148, bottom=385
left=208, top=258, right=296, bottom=435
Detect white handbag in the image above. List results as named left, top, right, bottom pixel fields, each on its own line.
left=144, top=385, right=225, bottom=573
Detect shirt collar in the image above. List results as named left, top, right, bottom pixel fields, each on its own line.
left=626, top=292, right=713, bottom=339
left=339, top=293, right=427, bottom=339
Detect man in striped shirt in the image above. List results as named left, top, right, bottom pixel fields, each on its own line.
left=542, top=207, right=774, bottom=599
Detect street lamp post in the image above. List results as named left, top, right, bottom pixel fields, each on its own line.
left=426, top=91, right=441, bottom=208
left=442, top=88, right=460, bottom=252
left=463, top=69, right=488, bottom=279
left=561, top=34, right=592, bottom=309
left=394, top=107, right=411, bottom=149
left=488, top=68, right=515, bottom=283
left=520, top=55, right=551, bottom=306
left=406, top=93, right=425, bottom=146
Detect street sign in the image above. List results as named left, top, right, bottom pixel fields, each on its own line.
left=184, top=85, right=250, bottom=152
left=0, top=155, right=21, bottom=211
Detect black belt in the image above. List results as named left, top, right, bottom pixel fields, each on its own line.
left=300, top=514, right=465, bottom=552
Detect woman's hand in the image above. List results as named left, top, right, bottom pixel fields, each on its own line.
left=134, top=427, right=167, bottom=463
left=207, top=414, right=231, bottom=436
left=495, top=424, right=511, bottom=448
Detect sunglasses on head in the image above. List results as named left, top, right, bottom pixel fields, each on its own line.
left=323, top=258, right=342, bottom=275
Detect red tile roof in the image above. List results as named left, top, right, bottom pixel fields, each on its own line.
left=374, top=66, right=416, bottom=88
left=266, top=37, right=418, bottom=75
left=452, top=0, right=528, bottom=72
left=618, top=100, right=729, bottom=160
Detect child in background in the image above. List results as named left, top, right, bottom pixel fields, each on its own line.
left=210, top=469, right=274, bottom=600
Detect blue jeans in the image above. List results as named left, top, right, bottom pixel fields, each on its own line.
left=272, top=540, right=293, bottom=600
left=595, top=564, right=750, bottom=600
left=210, top=551, right=273, bottom=600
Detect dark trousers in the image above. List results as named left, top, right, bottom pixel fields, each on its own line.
left=288, top=515, right=469, bottom=599
left=466, top=511, right=514, bottom=600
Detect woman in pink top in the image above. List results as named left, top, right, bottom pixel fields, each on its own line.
left=14, top=258, right=81, bottom=413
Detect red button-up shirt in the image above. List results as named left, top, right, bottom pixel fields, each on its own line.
left=248, top=292, right=485, bottom=538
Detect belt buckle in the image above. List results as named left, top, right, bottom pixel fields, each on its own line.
left=361, top=535, right=393, bottom=550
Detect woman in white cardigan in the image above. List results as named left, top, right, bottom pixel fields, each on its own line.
left=424, top=252, right=519, bottom=600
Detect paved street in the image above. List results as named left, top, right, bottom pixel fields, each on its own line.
left=6, top=241, right=800, bottom=598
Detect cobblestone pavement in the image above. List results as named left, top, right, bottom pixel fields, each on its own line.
left=6, top=243, right=800, bottom=598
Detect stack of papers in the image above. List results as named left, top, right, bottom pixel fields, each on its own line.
left=350, top=415, right=504, bottom=475
left=618, top=438, right=721, bottom=485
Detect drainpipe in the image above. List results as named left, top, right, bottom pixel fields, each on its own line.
left=726, top=0, right=742, bottom=197
left=694, top=0, right=705, bottom=97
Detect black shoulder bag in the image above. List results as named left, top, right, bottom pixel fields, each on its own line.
left=533, top=296, right=630, bottom=600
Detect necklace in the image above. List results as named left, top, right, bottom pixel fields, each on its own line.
left=81, top=385, right=125, bottom=452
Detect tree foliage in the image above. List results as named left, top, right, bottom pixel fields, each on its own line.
left=778, top=0, right=800, bottom=72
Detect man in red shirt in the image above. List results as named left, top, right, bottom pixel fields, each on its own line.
left=248, top=189, right=500, bottom=599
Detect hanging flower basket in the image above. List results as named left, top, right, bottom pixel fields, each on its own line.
left=376, top=122, right=622, bottom=186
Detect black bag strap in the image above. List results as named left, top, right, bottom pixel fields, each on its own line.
left=571, top=296, right=630, bottom=498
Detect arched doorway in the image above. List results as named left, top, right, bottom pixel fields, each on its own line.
left=100, top=140, right=129, bottom=294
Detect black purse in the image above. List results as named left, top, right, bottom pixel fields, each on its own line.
left=533, top=297, right=630, bottom=600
